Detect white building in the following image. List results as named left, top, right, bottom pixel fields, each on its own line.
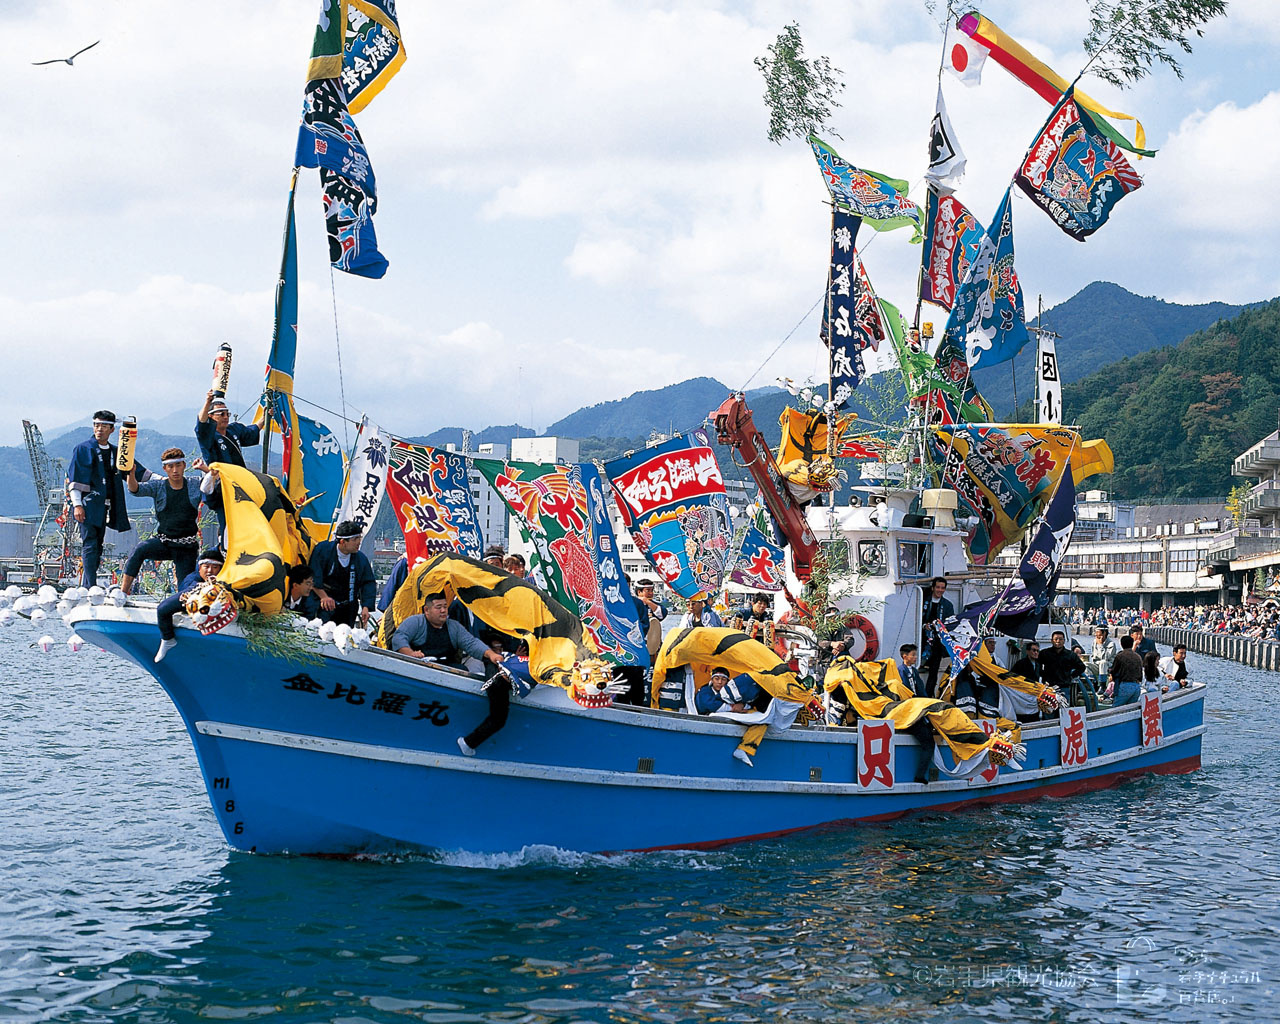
left=510, top=436, right=579, bottom=465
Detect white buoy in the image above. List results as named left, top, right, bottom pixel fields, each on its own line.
left=318, top=621, right=337, bottom=643
left=12, top=596, right=30, bottom=614
left=56, top=599, right=72, bottom=616
left=66, top=633, right=85, bottom=652
left=3, top=584, right=21, bottom=600
left=0, top=595, right=10, bottom=610
left=306, top=618, right=323, bottom=633
left=36, top=635, right=56, bottom=653
left=66, top=587, right=87, bottom=604
left=108, top=589, right=127, bottom=607
left=36, top=584, right=58, bottom=605
left=87, top=586, right=105, bottom=606
left=333, top=623, right=353, bottom=654
left=30, top=608, right=47, bottom=622
left=0, top=609, right=13, bottom=627
left=350, top=627, right=371, bottom=650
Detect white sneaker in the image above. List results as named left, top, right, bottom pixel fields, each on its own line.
left=733, top=748, right=754, bottom=767
left=457, top=736, right=476, bottom=757
left=154, top=638, right=177, bottom=663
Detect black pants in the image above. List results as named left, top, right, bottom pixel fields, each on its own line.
left=324, top=601, right=362, bottom=626
left=617, top=665, right=648, bottom=706
left=157, top=591, right=185, bottom=641
left=464, top=663, right=509, bottom=749
left=125, top=537, right=197, bottom=583
left=79, top=521, right=106, bottom=587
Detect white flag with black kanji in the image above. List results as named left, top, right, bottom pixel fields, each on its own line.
left=925, top=85, right=967, bottom=192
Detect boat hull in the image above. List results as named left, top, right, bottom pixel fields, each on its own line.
left=72, top=608, right=1205, bottom=855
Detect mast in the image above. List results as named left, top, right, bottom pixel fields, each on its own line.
left=261, top=171, right=301, bottom=475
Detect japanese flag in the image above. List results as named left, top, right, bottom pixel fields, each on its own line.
left=943, top=22, right=987, bottom=86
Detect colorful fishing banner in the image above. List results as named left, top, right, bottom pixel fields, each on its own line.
left=1037, top=334, right=1062, bottom=423
left=777, top=408, right=887, bottom=463
left=385, top=442, right=483, bottom=566
left=819, top=211, right=886, bottom=406
left=605, top=430, right=732, bottom=599
left=1014, top=92, right=1143, bottom=241
left=967, top=462, right=1078, bottom=638
left=298, top=3, right=389, bottom=279
left=920, top=189, right=985, bottom=312
left=307, top=0, right=407, bottom=115
left=334, top=416, right=388, bottom=535
left=809, top=136, right=922, bottom=241
left=955, top=11, right=1153, bottom=157
left=474, top=458, right=647, bottom=666
left=931, top=425, right=1110, bottom=564
left=925, top=84, right=966, bottom=191
left=729, top=524, right=786, bottom=592
left=943, top=188, right=1029, bottom=370
left=293, top=413, right=347, bottom=542
left=935, top=617, right=981, bottom=671
left=909, top=332, right=996, bottom=426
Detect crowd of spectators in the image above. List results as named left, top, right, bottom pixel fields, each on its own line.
left=1065, top=602, right=1280, bottom=642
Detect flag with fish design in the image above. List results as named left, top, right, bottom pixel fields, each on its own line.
left=333, top=416, right=388, bottom=535
left=474, top=459, right=647, bottom=666
left=931, top=425, right=1109, bottom=565
left=1014, top=91, right=1143, bottom=241
left=809, top=136, right=922, bottom=241
left=604, top=430, right=732, bottom=599
left=962, top=463, right=1077, bottom=638
left=385, top=442, right=483, bottom=567
left=729, top=524, right=786, bottom=592
left=943, top=188, right=1029, bottom=369
left=920, top=189, right=985, bottom=311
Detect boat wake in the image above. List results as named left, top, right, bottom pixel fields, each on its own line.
left=424, top=844, right=728, bottom=872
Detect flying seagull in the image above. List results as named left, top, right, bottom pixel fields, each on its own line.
left=32, top=40, right=100, bottom=66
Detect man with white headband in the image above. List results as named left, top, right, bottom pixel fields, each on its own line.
left=154, top=548, right=224, bottom=663
left=310, top=519, right=376, bottom=627
left=195, top=388, right=260, bottom=469
left=65, top=410, right=132, bottom=587
left=119, top=446, right=214, bottom=595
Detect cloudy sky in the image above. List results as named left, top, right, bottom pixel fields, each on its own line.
left=4, top=0, right=1277, bottom=447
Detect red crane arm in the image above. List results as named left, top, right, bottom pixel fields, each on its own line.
left=711, top=394, right=818, bottom=582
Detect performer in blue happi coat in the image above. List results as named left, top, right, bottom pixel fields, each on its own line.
left=695, top=666, right=769, bottom=715
left=154, top=548, right=223, bottom=664
left=66, top=410, right=131, bottom=587
left=310, top=519, right=376, bottom=627
left=195, top=390, right=261, bottom=468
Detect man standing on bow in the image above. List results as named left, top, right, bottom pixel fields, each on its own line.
left=195, top=390, right=260, bottom=468
left=310, top=520, right=376, bottom=627
left=66, top=410, right=131, bottom=588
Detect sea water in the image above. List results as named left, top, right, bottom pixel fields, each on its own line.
left=2, top=613, right=1276, bottom=1023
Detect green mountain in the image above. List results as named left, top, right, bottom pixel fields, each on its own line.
left=1065, top=299, right=1280, bottom=500
left=972, top=281, right=1254, bottom=420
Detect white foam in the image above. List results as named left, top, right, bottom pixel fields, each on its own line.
left=425, top=844, right=726, bottom=872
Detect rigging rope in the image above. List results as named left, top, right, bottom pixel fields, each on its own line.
left=328, top=265, right=350, bottom=451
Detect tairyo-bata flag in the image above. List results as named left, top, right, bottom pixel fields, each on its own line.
left=1014, top=91, right=1143, bottom=241
left=925, top=85, right=966, bottom=191
left=729, top=524, right=786, bottom=592
left=334, top=416, right=389, bottom=536
left=809, top=136, right=922, bottom=242
left=307, top=0, right=407, bottom=114
left=920, top=189, right=985, bottom=312
left=942, top=188, right=1029, bottom=369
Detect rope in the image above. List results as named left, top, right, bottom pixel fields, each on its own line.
left=328, top=265, right=350, bottom=451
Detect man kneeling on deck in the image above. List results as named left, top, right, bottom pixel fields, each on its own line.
left=390, top=592, right=511, bottom=757
left=694, top=666, right=772, bottom=766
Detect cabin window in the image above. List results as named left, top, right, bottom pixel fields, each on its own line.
left=819, top=539, right=851, bottom=571
left=897, top=541, right=932, bottom=579
left=857, top=540, right=887, bottom=576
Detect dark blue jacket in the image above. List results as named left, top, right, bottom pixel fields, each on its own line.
left=195, top=419, right=261, bottom=468
left=309, top=539, right=376, bottom=610
left=67, top=438, right=130, bottom=531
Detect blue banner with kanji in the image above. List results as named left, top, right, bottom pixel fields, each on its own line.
left=604, top=430, right=732, bottom=599
left=921, top=188, right=985, bottom=311
left=728, top=524, right=786, bottom=592
left=1015, top=91, right=1143, bottom=241
left=943, top=188, right=1029, bottom=369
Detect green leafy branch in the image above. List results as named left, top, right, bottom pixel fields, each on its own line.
left=755, top=22, right=846, bottom=144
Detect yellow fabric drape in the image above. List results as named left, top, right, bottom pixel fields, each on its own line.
left=824, top=657, right=1020, bottom=764
left=376, top=553, right=598, bottom=691
left=212, top=463, right=313, bottom=615
left=650, top=626, right=813, bottom=708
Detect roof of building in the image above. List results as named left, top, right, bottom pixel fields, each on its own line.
left=1133, top=503, right=1227, bottom=527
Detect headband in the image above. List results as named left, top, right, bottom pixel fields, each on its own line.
left=162, top=457, right=187, bottom=466
left=92, top=418, right=116, bottom=426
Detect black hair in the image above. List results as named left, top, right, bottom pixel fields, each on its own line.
left=1120, top=635, right=1134, bottom=649
left=287, top=564, right=314, bottom=585
left=900, top=643, right=918, bottom=656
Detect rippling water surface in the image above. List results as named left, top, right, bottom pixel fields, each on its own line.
left=2, top=614, right=1276, bottom=1022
